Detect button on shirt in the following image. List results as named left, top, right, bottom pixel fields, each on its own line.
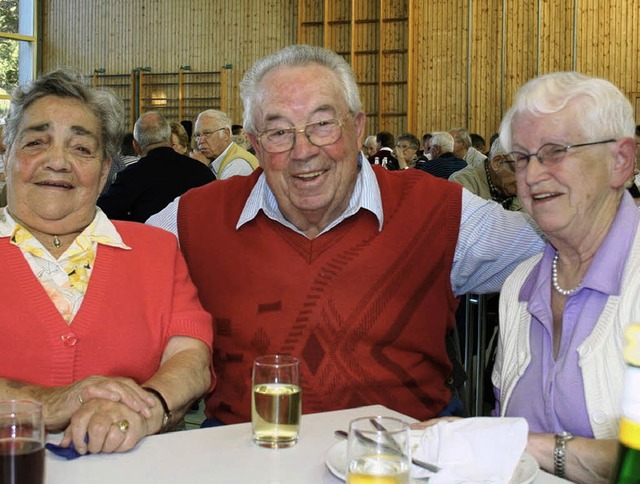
left=147, top=152, right=544, bottom=296
left=0, top=207, right=130, bottom=324
left=504, top=192, right=639, bottom=437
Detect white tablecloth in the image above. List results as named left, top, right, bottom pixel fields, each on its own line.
left=45, top=405, right=567, bottom=483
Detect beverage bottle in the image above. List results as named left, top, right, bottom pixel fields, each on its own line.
left=610, top=323, right=640, bottom=483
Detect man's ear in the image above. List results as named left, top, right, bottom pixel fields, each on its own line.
left=490, top=155, right=502, bottom=171
left=610, top=137, right=636, bottom=189
left=353, top=111, right=367, bottom=149
left=132, top=139, right=142, bottom=156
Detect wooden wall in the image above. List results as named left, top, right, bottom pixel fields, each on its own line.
left=412, top=0, right=640, bottom=142
left=42, top=0, right=298, bottom=125
left=41, top=0, right=640, bottom=140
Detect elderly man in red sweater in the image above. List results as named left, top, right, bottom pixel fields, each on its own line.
left=147, top=45, right=544, bottom=425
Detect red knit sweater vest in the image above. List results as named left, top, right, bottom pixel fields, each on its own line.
left=179, top=166, right=462, bottom=423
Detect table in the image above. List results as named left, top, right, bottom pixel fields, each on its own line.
left=45, top=405, right=567, bottom=483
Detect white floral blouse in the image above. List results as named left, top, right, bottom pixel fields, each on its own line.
left=0, top=207, right=130, bottom=324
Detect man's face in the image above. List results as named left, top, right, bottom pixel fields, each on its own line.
left=194, top=115, right=230, bottom=160
left=247, top=64, right=365, bottom=235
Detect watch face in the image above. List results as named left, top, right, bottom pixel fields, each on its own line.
left=556, top=431, right=573, bottom=443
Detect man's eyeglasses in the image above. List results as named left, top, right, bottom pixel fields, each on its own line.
left=397, top=144, right=417, bottom=151
left=194, top=127, right=226, bottom=140
left=509, top=139, right=616, bottom=173
left=257, top=117, right=346, bottom=154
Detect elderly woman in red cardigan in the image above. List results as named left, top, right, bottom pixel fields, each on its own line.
left=0, top=68, right=213, bottom=455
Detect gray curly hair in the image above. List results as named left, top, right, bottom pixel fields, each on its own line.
left=4, top=67, right=125, bottom=161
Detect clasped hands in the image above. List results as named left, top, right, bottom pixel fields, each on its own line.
left=51, top=376, right=161, bottom=455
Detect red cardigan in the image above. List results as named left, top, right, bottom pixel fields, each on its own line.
left=179, top=167, right=461, bottom=423
left=0, top=222, right=213, bottom=387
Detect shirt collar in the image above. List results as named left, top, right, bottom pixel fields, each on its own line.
left=236, top=152, right=384, bottom=237
left=0, top=206, right=131, bottom=251
left=519, top=191, right=639, bottom=301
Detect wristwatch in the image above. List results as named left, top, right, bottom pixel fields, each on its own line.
left=554, top=431, right=574, bottom=478
left=143, top=387, right=172, bottom=433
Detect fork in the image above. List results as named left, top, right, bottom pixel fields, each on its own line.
left=334, top=430, right=440, bottom=473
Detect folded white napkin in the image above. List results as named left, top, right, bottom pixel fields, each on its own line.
left=412, top=417, right=529, bottom=483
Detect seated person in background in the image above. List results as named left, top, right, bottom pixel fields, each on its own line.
left=170, top=121, right=190, bottom=155
left=450, top=127, right=487, bottom=167
left=449, top=138, right=523, bottom=211
left=231, top=123, right=254, bottom=154
left=492, top=72, right=639, bottom=482
left=395, top=132, right=420, bottom=169
left=193, top=109, right=259, bottom=179
left=470, top=133, right=486, bottom=155
left=416, top=131, right=467, bottom=179
left=0, top=69, right=213, bottom=455
left=98, top=111, right=214, bottom=223
left=362, top=134, right=377, bottom=158
left=368, top=130, right=399, bottom=170
left=147, top=44, right=544, bottom=426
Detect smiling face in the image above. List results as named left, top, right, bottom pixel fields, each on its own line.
left=510, top=105, right=630, bottom=245
left=247, top=64, right=365, bottom=236
left=5, top=95, right=109, bottom=237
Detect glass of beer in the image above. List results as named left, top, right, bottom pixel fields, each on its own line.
left=251, top=354, right=301, bottom=448
left=0, top=400, right=45, bottom=484
left=346, top=416, right=410, bottom=484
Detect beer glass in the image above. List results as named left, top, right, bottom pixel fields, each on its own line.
left=346, top=416, right=410, bottom=484
left=0, top=400, right=45, bottom=484
left=251, top=355, right=301, bottom=448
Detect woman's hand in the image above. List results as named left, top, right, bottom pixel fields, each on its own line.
left=58, top=399, right=158, bottom=454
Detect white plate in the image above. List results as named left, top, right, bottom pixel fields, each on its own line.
left=324, top=433, right=539, bottom=483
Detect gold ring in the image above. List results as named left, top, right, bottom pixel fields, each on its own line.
left=115, top=420, right=129, bottom=433
left=78, top=394, right=84, bottom=405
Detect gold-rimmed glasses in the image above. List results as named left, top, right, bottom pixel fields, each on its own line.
left=257, top=116, right=347, bottom=154
left=194, top=127, right=226, bottom=140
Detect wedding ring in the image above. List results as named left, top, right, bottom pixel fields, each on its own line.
left=115, top=419, right=129, bottom=433
left=78, top=394, right=84, bottom=405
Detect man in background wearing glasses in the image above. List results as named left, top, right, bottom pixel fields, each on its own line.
left=193, top=109, right=258, bottom=180
left=147, top=45, right=544, bottom=426
left=449, top=137, right=523, bottom=212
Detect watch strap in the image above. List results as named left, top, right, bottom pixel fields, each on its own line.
left=143, top=386, right=172, bottom=432
left=553, top=431, right=573, bottom=477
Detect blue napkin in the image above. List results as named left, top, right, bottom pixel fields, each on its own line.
left=46, top=435, right=89, bottom=460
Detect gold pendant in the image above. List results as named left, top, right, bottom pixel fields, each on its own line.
left=53, top=235, right=61, bottom=248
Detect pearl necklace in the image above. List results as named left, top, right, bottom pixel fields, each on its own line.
left=552, top=252, right=582, bottom=296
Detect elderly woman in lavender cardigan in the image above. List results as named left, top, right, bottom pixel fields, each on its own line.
left=492, top=72, right=640, bottom=483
